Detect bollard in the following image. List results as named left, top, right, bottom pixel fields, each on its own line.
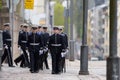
left=0, top=30, right=3, bottom=71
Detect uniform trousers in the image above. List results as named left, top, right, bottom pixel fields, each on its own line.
left=14, top=47, right=29, bottom=67
left=51, top=50, right=61, bottom=73
left=29, top=51, right=39, bottom=72
left=61, top=57, right=65, bottom=72
left=43, top=51, right=49, bottom=69
left=1, top=46, right=13, bottom=66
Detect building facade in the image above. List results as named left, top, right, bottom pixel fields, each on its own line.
left=87, top=2, right=109, bottom=60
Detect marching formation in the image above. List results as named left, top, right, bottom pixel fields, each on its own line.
left=1, top=23, right=68, bottom=74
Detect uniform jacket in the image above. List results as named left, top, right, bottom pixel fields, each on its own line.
left=60, top=32, right=68, bottom=49
left=27, top=32, right=44, bottom=52
left=18, top=31, right=28, bottom=48
left=48, top=33, right=66, bottom=53
left=2, top=30, right=11, bottom=47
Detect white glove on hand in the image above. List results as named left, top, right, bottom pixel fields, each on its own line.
left=18, top=47, right=21, bottom=50
left=39, top=50, right=43, bottom=55
left=46, top=48, right=48, bottom=51
left=43, top=48, right=48, bottom=52
left=66, top=49, right=69, bottom=53
left=5, top=45, right=8, bottom=49
left=61, top=52, right=66, bottom=58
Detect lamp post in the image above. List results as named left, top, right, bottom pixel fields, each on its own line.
left=107, top=0, right=120, bottom=80
left=9, top=0, right=14, bottom=57
left=62, top=0, right=69, bottom=59
left=69, top=0, right=74, bottom=61
left=11, top=0, right=15, bottom=55
left=0, top=30, right=3, bottom=71
left=63, top=0, right=69, bottom=37
left=66, top=0, right=69, bottom=37
left=49, top=0, right=56, bottom=31
left=22, top=0, right=25, bottom=23
left=79, top=0, right=89, bottom=75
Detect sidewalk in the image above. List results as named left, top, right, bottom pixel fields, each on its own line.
left=0, top=60, right=106, bottom=80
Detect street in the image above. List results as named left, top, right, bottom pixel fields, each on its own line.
left=0, top=59, right=106, bottom=80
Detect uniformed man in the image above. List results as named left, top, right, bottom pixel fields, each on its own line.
left=27, top=25, right=44, bottom=73
left=42, top=25, right=50, bottom=69
left=37, top=25, right=44, bottom=70
left=58, top=26, right=68, bottom=73
left=48, top=26, right=66, bottom=74
left=59, top=26, right=68, bottom=49
left=14, top=24, right=30, bottom=68
left=1, top=23, right=14, bottom=67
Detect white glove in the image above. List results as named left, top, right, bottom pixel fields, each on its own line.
left=46, top=48, right=48, bottom=51
left=66, top=49, right=69, bottom=53
left=5, top=45, right=8, bottom=49
left=61, top=52, right=66, bottom=57
left=44, top=48, right=48, bottom=52
left=39, top=50, right=43, bottom=55
left=18, top=47, right=21, bottom=50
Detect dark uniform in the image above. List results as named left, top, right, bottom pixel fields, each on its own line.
left=1, top=23, right=14, bottom=67
left=27, top=27, right=43, bottom=73
left=61, top=32, right=68, bottom=48
left=37, top=29, right=44, bottom=70
left=60, top=32, right=68, bottom=72
left=48, top=27, right=66, bottom=74
left=42, top=27, right=50, bottom=69
left=14, top=25, right=30, bottom=67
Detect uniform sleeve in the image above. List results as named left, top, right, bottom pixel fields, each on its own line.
left=18, top=32, right=22, bottom=46
left=65, top=34, right=68, bottom=48
left=2, top=31, right=6, bottom=46
left=46, top=33, right=50, bottom=47
left=61, top=35, right=66, bottom=52
left=26, top=34, right=30, bottom=48
left=48, top=36, right=51, bottom=49
left=39, top=34, right=44, bottom=49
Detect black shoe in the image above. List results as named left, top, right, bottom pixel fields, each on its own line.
left=30, top=71, right=34, bottom=73
left=46, top=67, right=49, bottom=69
left=61, top=70, right=63, bottom=73
left=39, top=67, right=43, bottom=70
left=30, top=69, right=34, bottom=73
left=14, top=60, right=18, bottom=66
left=9, top=65, right=15, bottom=67
left=34, top=70, right=39, bottom=73
left=28, top=65, right=30, bottom=68
left=56, top=72, right=61, bottom=74
left=51, top=71, right=56, bottom=74
left=20, top=66, right=26, bottom=68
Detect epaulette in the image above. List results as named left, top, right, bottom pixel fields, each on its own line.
left=60, top=33, right=65, bottom=36
left=19, top=30, right=23, bottom=34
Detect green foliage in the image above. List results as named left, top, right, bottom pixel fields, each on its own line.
left=54, top=3, right=64, bottom=25
left=53, top=0, right=63, bottom=3
left=53, top=0, right=83, bottom=38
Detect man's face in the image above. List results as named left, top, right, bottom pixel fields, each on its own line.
left=23, top=27, right=28, bottom=31
left=53, top=29, right=59, bottom=34
left=59, top=29, right=62, bottom=33
left=32, top=28, right=38, bottom=33
left=43, top=28, right=47, bottom=32
left=38, top=27, right=43, bottom=32
left=5, top=26, right=10, bottom=30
